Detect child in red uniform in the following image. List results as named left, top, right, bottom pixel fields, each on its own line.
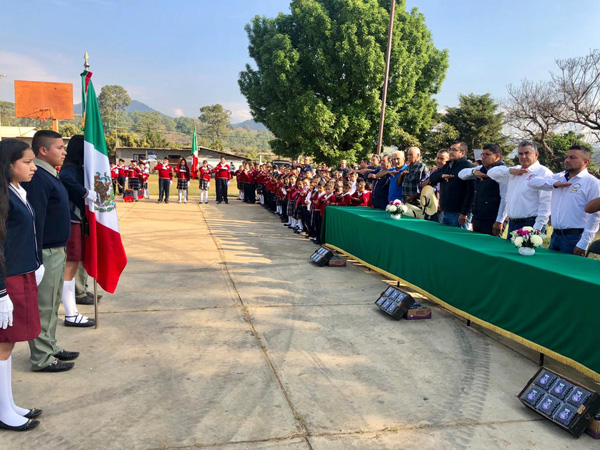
left=174, top=158, right=191, bottom=203
left=198, top=160, right=211, bottom=204
left=351, top=179, right=371, bottom=206
left=154, top=157, right=173, bottom=203
left=139, top=163, right=150, bottom=199
left=110, top=162, right=119, bottom=196
left=337, top=182, right=353, bottom=206
left=127, top=160, right=141, bottom=202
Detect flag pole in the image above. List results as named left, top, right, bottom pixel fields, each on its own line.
left=84, top=51, right=99, bottom=330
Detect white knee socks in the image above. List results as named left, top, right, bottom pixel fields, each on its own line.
left=0, top=359, right=27, bottom=427
left=6, top=357, right=28, bottom=416
left=63, top=279, right=90, bottom=324
left=200, top=190, right=208, bottom=203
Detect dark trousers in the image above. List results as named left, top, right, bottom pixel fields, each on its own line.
left=158, top=178, right=171, bottom=202
left=216, top=178, right=228, bottom=203
left=549, top=233, right=582, bottom=254
left=507, top=218, right=536, bottom=236
left=424, top=212, right=442, bottom=223
left=117, top=176, right=126, bottom=194
left=112, top=179, right=118, bottom=196
left=315, top=214, right=323, bottom=243
left=472, top=218, right=495, bottom=235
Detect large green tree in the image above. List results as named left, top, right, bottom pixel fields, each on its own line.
left=199, top=104, right=231, bottom=150
left=442, top=93, right=506, bottom=151
left=98, top=85, right=131, bottom=132
left=238, top=0, right=448, bottom=163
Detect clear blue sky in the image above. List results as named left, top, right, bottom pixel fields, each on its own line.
left=1, top=0, right=598, bottom=123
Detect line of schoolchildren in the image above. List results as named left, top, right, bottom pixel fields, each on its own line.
left=237, top=163, right=371, bottom=245
left=110, top=158, right=150, bottom=201
left=0, top=131, right=112, bottom=432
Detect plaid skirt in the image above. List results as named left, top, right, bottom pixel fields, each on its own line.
left=177, top=179, right=189, bottom=190
left=199, top=179, right=210, bottom=191
left=128, top=178, right=140, bottom=190
left=257, top=184, right=264, bottom=194
left=143, top=181, right=148, bottom=189
left=286, top=200, right=295, bottom=217
left=237, top=182, right=243, bottom=189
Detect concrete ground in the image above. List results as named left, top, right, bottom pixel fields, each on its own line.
left=3, top=193, right=599, bottom=450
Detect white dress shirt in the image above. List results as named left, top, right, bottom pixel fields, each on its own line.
left=458, top=165, right=508, bottom=223
left=487, top=161, right=553, bottom=230
left=527, top=168, right=600, bottom=250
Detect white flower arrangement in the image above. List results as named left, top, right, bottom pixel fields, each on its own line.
left=510, top=226, right=544, bottom=249
left=385, top=199, right=408, bottom=216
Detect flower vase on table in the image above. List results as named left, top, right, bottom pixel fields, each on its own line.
left=511, top=227, right=544, bottom=256
left=386, top=200, right=408, bottom=220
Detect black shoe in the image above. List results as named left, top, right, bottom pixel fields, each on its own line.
left=24, top=409, right=43, bottom=419
left=64, top=315, right=95, bottom=327
left=53, top=349, right=80, bottom=361
left=37, top=359, right=74, bottom=372
left=76, top=292, right=102, bottom=305
left=165, top=201, right=169, bottom=204
left=0, top=418, right=40, bottom=431
left=217, top=201, right=221, bottom=204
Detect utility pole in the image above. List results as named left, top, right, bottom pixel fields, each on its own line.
left=376, top=0, right=396, bottom=156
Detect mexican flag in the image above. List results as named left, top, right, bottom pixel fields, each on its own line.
left=190, top=127, right=198, bottom=179
left=81, top=70, right=127, bottom=293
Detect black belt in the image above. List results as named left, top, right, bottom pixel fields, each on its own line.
left=553, top=228, right=584, bottom=236
left=509, top=216, right=537, bottom=223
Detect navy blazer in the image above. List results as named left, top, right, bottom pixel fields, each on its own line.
left=0, top=187, right=41, bottom=296
left=59, top=164, right=87, bottom=221
left=21, top=160, right=71, bottom=259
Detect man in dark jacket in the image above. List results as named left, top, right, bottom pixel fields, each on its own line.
left=458, top=143, right=507, bottom=235
left=429, top=141, right=475, bottom=229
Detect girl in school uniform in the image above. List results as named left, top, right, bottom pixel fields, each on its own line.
left=127, top=160, right=141, bottom=202
left=139, top=163, right=150, bottom=199
left=0, top=139, right=43, bottom=431
left=198, top=160, right=211, bottom=204
left=174, top=158, right=191, bottom=203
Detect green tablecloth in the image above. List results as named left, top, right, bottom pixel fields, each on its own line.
left=324, top=206, right=600, bottom=381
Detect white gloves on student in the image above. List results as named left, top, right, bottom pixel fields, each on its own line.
left=0, top=295, right=14, bottom=329
left=86, top=189, right=98, bottom=203
left=227, top=181, right=230, bottom=187
left=35, top=264, right=45, bottom=286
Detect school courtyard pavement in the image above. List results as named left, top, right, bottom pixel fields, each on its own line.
left=3, top=194, right=598, bottom=450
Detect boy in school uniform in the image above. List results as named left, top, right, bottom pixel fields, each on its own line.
left=337, top=182, right=353, bottom=206
left=127, top=160, right=141, bottom=202
left=22, top=130, right=78, bottom=372
left=154, top=157, right=173, bottom=203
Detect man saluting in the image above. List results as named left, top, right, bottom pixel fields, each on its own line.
left=213, top=157, right=231, bottom=204
left=528, top=145, right=600, bottom=256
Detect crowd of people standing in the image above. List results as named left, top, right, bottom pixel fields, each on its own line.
left=227, top=140, right=600, bottom=257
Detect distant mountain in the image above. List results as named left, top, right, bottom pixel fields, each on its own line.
left=73, top=99, right=158, bottom=115
left=233, top=119, right=267, bottom=131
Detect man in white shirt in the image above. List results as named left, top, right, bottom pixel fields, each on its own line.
left=528, top=145, right=600, bottom=256
left=487, top=140, right=552, bottom=235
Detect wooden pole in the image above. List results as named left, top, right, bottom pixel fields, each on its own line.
left=376, top=0, right=396, bottom=156
left=52, top=119, right=59, bottom=132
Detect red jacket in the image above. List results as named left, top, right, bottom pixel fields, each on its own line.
left=338, top=193, right=353, bottom=206
left=117, top=165, right=128, bottom=177
left=154, top=163, right=173, bottom=180
left=174, top=165, right=191, bottom=181
left=127, top=166, right=141, bottom=178
left=110, top=166, right=119, bottom=179
left=351, top=190, right=371, bottom=206
left=213, top=164, right=231, bottom=179
left=199, top=167, right=211, bottom=181
left=320, top=193, right=336, bottom=217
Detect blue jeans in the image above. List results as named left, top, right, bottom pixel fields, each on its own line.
left=507, top=218, right=536, bottom=236
left=549, top=233, right=582, bottom=255
left=442, top=212, right=472, bottom=229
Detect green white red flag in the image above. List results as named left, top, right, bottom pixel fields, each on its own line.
left=191, top=127, right=198, bottom=179
left=81, top=70, right=127, bottom=293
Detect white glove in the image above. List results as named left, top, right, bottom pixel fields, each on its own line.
left=86, top=189, right=98, bottom=203
left=35, top=264, right=45, bottom=286
left=0, top=294, right=14, bottom=329
left=170, top=180, right=173, bottom=185
left=227, top=181, right=230, bottom=187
